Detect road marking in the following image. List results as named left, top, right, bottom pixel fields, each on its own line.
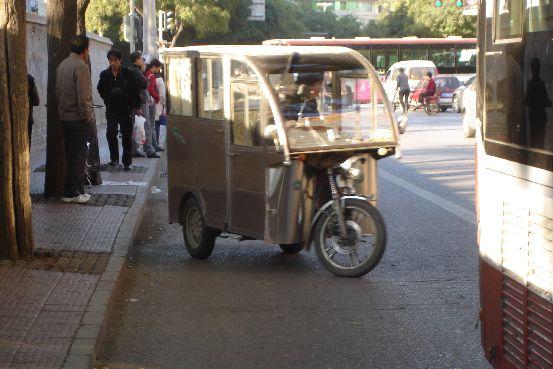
left=379, top=169, right=476, bottom=225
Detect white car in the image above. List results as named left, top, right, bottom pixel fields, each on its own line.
left=461, top=80, right=477, bottom=138
left=383, top=60, right=439, bottom=101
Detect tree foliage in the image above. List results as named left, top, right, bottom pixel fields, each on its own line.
left=86, top=0, right=127, bottom=41
left=363, top=0, right=476, bottom=38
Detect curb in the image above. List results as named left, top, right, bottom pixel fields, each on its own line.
left=60, top=156, right=164, bottom=369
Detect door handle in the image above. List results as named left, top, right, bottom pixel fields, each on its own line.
left=229, top=153, right=240, bottom=157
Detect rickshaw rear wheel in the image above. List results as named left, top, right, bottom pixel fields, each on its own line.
left=425, top=102, right=439, bottom=115
left=314, top=198, right=386, bottom=278
left=279, top=243, right=303, bottom=254
left=182, top=198, right=217, bottom=259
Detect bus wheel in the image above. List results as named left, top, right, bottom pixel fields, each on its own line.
left=182, top=198, right=217, bottom=259
left=279, top=243, right=303, bottom=254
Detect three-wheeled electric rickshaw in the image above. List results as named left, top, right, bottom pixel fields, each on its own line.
left=164, top=46, right=398, bottom=277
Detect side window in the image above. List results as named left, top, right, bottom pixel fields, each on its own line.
left=494, top=0, right=524, bottom=42
left=390, top=68, right=399, bottom=81
left=198, top=58, right=224, bottom=120
left=168, top=57, right=193, bottom=116
left=231, top=61, right=273, bottom=147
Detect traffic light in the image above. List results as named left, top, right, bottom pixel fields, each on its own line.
left=166, top=11, right=175, bottom=32
left=435, top=0, right=443, bottom=7
left=456, top=0, right=464, bottom=7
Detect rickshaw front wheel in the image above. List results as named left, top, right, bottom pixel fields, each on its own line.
left=314, top=198, right=386, bottom=278
left=182, top=198, right=218, bottom=259
left=279, top=243, right=303, bottom=254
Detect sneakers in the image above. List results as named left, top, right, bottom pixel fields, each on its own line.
left=108, top=161, right=119, bottom=167
left=124, top=165, right=131, bottom=171
left=62, top=193, right=91, bottom=204
left=147, top=153, right=160, bottom=158
left=133, top=152, right=146, bottom=158
left=155, top=147, right=165, bottom=152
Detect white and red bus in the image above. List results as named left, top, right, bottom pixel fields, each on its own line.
left=263, top=36, right=477, bottom=75
left=476, top=0, right=553, bottom=368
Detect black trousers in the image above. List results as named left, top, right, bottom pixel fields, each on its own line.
left=106, top=111, right=133, bottom=167
left=62, top=120, right=90, bottom=197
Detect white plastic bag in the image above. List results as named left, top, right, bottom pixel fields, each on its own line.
left=132, top=115, right=146, bottom=145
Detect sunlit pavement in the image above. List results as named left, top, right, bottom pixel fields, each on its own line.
left=96, top=110, right=490, bottom=369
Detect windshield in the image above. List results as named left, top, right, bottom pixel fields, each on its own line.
left=257, top=51, right=396, bottom=152
left=436, top=77, right=460, bottom=89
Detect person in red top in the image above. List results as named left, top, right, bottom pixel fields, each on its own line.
left=419, top=71, right=436, bottom=104
left=145, top=59, right=162, bottom=151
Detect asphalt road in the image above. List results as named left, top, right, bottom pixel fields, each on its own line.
left=96, top=110, right=490, bottom=369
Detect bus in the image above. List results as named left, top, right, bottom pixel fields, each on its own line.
left=477, top=1, right=553, bottom=368
left=263, top=37, right=477, bottom=75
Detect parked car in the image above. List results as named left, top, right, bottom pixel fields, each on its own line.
left=452, top=74, right=476, bottom=113
left=461, top=80, right=477, bottom=137
left=383, top=60, right=438, bottom=102
left=435, top=75, right=461, bottom=112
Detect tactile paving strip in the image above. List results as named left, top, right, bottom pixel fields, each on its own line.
left=31, top=193, right=134, bottom=207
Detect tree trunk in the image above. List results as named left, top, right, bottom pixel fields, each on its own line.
left=44, top=0, right=77, bottom=198
left=76, top=0, right=90, bottom=35
left=0, top=0, right=34, bottom=260
left=171, top=22, right=195, bottom=47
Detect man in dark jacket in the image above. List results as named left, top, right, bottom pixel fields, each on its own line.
left=128, top=51, right=158, bottom=158
left=97, top=49, right=141, bottom=170
left=27, top=74, right=40, bottom=149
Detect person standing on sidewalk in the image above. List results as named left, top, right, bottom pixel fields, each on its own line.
left=27, top=73, right=40, bottom=149
left=128, top=51, right=159, bottom=159
left=154, top=65, right=166, bottom=148
left=55, top=35, right=93, bottom=204
left=97, top=49, right=141, bottom=171
left=145, top=58, right=164, bottom=152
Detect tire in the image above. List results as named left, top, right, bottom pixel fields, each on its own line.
left=182, top=198, right=218, bottom=259
left=425, top=102, right=439, bottom=115
left=452, top=96, right=461, bottom=113
left=279, top=243, right=303, bottom=254
left=314, top=198, right=387, bottom=278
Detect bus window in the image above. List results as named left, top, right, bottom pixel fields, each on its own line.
left=456, top=48, right=477, bottom=72
left=401, top=48, right=428, bottom=61
left=430, top=48, right=455, bottom=73
left=526, top=0, right=553, bottom=32
left=198, top=58, right=224, bottom=120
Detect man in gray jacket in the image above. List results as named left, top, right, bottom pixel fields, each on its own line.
left=396, top=67, right=411, bottom=115
left=55, top=35, right=93, bottom=204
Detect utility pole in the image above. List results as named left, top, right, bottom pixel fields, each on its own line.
left=142, top=0, right=158, bottom=58
left=129, top=0, right=136, bottom=52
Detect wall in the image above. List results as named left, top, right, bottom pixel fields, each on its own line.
left=26, top=12, right=113, bottom=152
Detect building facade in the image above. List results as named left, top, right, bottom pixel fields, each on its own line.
left=313, top=1, right=386, bottom=24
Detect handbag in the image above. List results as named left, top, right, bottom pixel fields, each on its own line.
left=132, top=115, right=146, bottom=145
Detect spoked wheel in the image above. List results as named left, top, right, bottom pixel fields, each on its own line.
left=314, top=198, right=386, bottom=277
left=425, top=102, right=439, bottom=115
left=182, top=198, right=218, bottom=259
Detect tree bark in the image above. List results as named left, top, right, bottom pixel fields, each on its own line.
left=44, top=0, right=77, bottom=198
left=0, top=0, right=34, bottom=260
left=76, top=0, right=90, bottom=35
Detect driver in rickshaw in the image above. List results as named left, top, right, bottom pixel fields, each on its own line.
left=418, top=71, right=436, bottom=105
left=281, top=73, right=324, bottom=123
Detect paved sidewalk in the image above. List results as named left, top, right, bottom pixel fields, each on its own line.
left=0, top=126, right=164, bottom=369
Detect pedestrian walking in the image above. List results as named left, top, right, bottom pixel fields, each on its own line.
left=55, top=35, right=93, bottom=204
left=396, top=67, right=410, bottom=115
left=97, top=49, right=141, bottom=170
left=145, top=58, right=164, bottom=152
left=128, top=51, right=159, bottom=158
left=27, top=73, right=40, bottom=150
left=154, top=65, right=166, bottom=149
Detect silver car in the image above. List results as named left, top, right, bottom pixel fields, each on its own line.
left=461, top=80, right=477, bottom=138
left=452, top=74, right=476, bottom=113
